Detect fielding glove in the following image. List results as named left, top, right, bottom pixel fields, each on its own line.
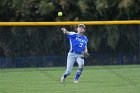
left=80, top=52, right=89, bottom=59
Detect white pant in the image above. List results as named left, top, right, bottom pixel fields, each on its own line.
left=64, top=52, right=84, bottom=75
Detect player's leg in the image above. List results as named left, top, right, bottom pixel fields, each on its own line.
left=61, top=52, right=76, bottom=82
left=63, top=57, right=75, bottom=78
left=74, top=57, right=84, bottom=83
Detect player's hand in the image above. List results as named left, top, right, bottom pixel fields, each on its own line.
left=80, top=51, right=90, bottom=59
left=61, top=28, right=68, bottom=34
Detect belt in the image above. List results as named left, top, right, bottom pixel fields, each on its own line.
left=70, top=51, right=81, bottom=54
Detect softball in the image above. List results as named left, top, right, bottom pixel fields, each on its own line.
left=58, top=12, right=63, bottom=16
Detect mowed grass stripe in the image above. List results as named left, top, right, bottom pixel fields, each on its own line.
left=0, top=65, right=140, bottom=93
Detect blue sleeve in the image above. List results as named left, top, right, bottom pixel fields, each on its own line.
left=84, top=36, right=88, bottom=42
left=66, top=32, right=76, bottom=38
left=66, top=34, right=76, bottom=38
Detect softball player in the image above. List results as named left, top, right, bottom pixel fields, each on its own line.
left=61, top=24, right=88, bottom=83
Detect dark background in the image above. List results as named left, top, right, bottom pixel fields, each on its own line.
left=0, top=0, right=140, bottom=68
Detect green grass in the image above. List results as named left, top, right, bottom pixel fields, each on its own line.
left=0, top=65, right=140, bottom=93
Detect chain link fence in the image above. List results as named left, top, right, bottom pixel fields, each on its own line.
left=0, top=25, right=139, bottom=68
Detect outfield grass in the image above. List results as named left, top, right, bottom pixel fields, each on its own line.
left=0, top=65, right=140, bottom=93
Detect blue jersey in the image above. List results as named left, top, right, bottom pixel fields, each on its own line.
left=66, top=32, right=88, bottom=54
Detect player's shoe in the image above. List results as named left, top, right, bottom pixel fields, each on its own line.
left=61, top=76, right=65, bottom=83
left=73, top=80, right=78, bottom=84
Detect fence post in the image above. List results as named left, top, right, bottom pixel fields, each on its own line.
left=138, top=25, right=140, bottom=64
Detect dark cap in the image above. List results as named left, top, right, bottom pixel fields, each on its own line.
left=78, top=24, right=85, bottom=29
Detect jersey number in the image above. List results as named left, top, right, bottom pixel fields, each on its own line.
left=79, top=43, right=83, bottom=47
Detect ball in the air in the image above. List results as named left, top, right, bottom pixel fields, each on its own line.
left=58, top=12, right=63, bottom=16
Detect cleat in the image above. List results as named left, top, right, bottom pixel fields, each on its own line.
left=73, top=80, right=78, bottom=84
left=61, top=77, right=65, bottom=83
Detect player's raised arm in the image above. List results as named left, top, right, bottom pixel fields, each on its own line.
left=61, top=28, right=69, bottom=34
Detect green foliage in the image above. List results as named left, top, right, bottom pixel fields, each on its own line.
left=39, top=1, right=55, bottom=16
left=12, top=0, right=24, bottom=9
left=106, top=26, right=120, bottom=49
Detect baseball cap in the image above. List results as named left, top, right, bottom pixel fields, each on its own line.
left=78, top=24, right=85, bottom=29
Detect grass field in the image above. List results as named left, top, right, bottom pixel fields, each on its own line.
left=0, top=65, right=140, bottom=93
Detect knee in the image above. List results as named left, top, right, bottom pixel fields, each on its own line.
left=77, top=68, right=83, bottom=74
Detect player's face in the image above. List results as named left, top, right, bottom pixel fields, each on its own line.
left=77, top=27, right=85, bottom=34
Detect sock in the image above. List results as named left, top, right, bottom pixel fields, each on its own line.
left=63, top=74, right=68, bottom=79
left=74, top=68, right=83, bottom=80
left=74, top=72, right=81, bottom=80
